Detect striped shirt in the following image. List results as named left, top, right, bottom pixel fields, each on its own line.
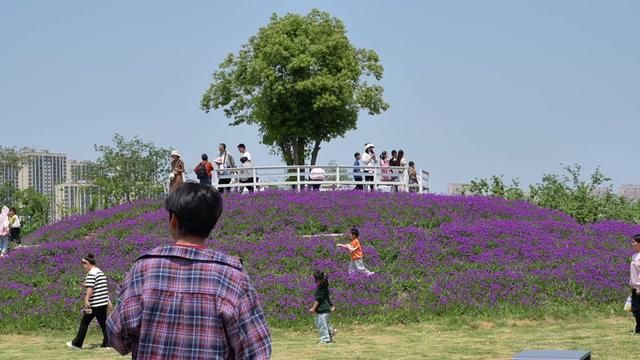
left=85, top=267, right=110, bottom=307
left=107, top=245, right=271, bottom=360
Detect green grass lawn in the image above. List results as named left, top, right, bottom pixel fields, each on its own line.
left=1, top=315, right=637, bottom=359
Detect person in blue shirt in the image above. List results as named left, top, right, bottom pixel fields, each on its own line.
left=353, top=152, right=363, bottom=190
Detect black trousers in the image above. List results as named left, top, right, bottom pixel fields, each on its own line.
left=218, top=178, right=232, bottom=193
left=239, top=179, right=255, bottom=193
left=199, top=177, right=212, bottom=186
left=9, top=228, right=20, bottom=244
left=72, top=305, right=109, bottom=348
left=365, top=175, right=374, bottom=190
left=632, top=289, right=640, bottom=333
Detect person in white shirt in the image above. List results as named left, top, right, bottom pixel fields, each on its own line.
left=630, top=234, right=640, bottom=334
left=309, top=167, right=326, bottom=191
left=361, top=143, right=378, bottom=191
left=238, top=156, right=256, bottom=193
left=237, top=144, right=252, bottom=162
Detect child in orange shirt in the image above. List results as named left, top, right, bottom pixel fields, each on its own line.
left=337, top=228, right=374, bottom=275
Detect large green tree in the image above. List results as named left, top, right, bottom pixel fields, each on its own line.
left=89, top=134, right=170, bottom=206
left=201, top=9, right=389, bottom=165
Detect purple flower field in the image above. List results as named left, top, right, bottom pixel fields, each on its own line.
left=1, top=191, right=639, bottom=331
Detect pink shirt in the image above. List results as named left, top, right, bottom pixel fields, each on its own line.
left=630, top=252, right=640, bottom=289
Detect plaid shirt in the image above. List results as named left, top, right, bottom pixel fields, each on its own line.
left=107, top=245, right=271, bottom=360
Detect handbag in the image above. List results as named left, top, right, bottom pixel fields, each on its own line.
left=624, top=296, right=632, bottom=312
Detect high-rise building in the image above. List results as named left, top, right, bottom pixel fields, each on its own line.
left=16, top=149, right=67, bottom=220
left=448, top=183, right=467, bottom=195
left=54, top=182, right=97, bottom=221
left=67, top=160, right=91, bottom=183
left=18, top=149, right=67, bottom=195
left=0, top=159, right=20, bottom=189
left=619, top=185, right=640, bottom=201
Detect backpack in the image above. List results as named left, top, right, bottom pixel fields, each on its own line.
left=195, top=162, right=208, bottom=179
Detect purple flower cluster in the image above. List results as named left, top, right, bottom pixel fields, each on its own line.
left=23, top=200, right=161, bottom=245
left=1, top=191, right=638, bottom=330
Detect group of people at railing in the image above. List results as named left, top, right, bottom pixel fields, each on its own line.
left=167, top=142, right=423, bottom=194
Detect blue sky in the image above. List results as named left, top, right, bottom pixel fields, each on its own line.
left=1, top=0, right=638, bottom=193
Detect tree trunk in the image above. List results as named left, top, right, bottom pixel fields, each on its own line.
left=310, top=140, right=322, bottom=166
left=294, top=138, right=306, bottom=166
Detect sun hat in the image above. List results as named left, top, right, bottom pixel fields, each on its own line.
left=214, top=156, right=224, bottom=164
left=364, top=143, right=375, bottom=150
left=170, top=150, right=181, bottom=158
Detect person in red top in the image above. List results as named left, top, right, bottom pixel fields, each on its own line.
left=194, top=153, right=215, bottom=186
left=337, top=228, right=374, bottom=276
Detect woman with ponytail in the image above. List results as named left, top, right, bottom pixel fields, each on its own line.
left=67, top=253, right=110, bottom=349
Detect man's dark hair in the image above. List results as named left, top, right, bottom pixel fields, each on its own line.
left=165, top=182, right=223, bottom=238
left=409, top=161, right=415, bottom=167
left=219, top=143, right=226, bottom=150
left=201, top=153, right=208, bottom=161
left=350, top=227, right=359, bottom=237
left=9, top=207, right=16, bottom=213
left=633, top=234, right=640, bottom=243
left=237, top=144, right=246, bottom=149
left=354, top=152, right=360, bottom=158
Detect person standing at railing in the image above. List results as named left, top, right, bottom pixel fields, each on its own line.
left=238, top=156, right=256, bottom=193
left=237, top=143, right=252, bottom=161
left=408, top=161, right=419, bottom=193
left=194, top=153, right=214, bottom=186
left=380, top=151, right=391, bottom=183
left=397, top=150, right=408, bottom=191
left=215, top=143, right=236, bottom=194
left=169, top=150, right=185, bottom=193
left=361, top=144, right=378, bottom=191
left=309, top=167, right=326, bottom=191
left=389, top=150, right=399, bottom=192
left=353, top=152, right=363, bottom=191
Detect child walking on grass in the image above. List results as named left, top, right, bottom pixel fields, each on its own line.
left=308, top=270, right=336, bottom=344
left=337, top=228, right=375, bottom=275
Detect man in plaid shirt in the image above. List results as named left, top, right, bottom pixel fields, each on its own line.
left=107, top=182, right=271, bottom=359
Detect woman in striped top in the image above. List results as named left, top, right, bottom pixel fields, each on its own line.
left=67, top=253, right=110, bottom=349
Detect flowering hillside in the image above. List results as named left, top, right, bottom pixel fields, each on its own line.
left=1, top=191, right=638, bottom=331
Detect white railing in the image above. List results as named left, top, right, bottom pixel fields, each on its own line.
left=210, top=165, right=430, bottom=193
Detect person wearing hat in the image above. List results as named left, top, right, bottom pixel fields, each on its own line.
left=216, top=143, right=236, bottom=193
left=169, top=150, right=185, bottom=192
left=361, top=143, right=378, bottom=191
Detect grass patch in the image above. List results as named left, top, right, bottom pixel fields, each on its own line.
left=0, top=315, right=637, bottom=359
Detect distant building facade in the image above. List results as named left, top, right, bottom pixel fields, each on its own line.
left=448, top=183, right=467, bottom=195
left=67, top=160, right=91, bottom=183
left=54, top=182, right=97, bottom=221
left=18, top=149, right=67, bottom=195
left=619, top=185, right=640, bottom=201
left=0, top=148, right=99, bottom=222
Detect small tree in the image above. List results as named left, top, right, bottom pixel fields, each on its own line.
left=464, top=175, right=525, bottom=200
left=89, top=134, right=169, bottom=206
left=201, top=9, right=389, bottom=166
left=15, top=188, right=50, bottom=234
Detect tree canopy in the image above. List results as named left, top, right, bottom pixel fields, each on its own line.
left=89, top=134, right=169, bottom=206
left=201, top=9, right=389, bottom=165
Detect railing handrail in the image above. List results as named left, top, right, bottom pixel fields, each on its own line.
left=195, top=163, right=430, bottom=194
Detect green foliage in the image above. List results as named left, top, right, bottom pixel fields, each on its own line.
left=14, top=188, right=50, bottom=234
left=464, top=175, right=525, bottom=201
left=467, top=164, right=640, bottom=224
left=201, top=9, right=389, bottom=165
left=89, top=134, right=170, bottom=206
left=0, top=148, right=50, bottom=234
